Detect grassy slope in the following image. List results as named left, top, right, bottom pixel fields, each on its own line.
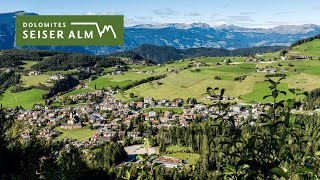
left=115, top=59, right=320, bottom=103
left=63, top=88, right=95, bottom=97
left=259, top=51, right=281, bottom=60
left=116, top=63, right=256, bottom=101
left=20, top=60, right=38, bottom=70
left=88, top=72, right=162, bottom=89
left=287, top=39, right=320, bottom=58
left=0, top=88, right=47, bottom=108
left=20, top=75, right=51, bottom=87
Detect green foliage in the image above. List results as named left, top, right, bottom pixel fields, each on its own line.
left=43, top=75, right=79, bottom=99
left=31, top=53, right=124, bottom=71
left=119, top=44, right=285, bottom=64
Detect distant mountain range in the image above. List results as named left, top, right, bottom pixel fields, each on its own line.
left=1, top=11, right=320, bottom=54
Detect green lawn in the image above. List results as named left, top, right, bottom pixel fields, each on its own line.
left=240, top=81, right=294, bottom=103
left=166, top=145, right=191, bottom=153
left=103, top=67, right=115, bottom=73
left=0, top=88, right=47, bottom=108
left=88, top=72, right=159, bottom=89
left=63, top=88, right=95, bottom=97
left=259, top=52, right=281, bottom=60
left=144, top=107, right=183, bottom=114
left=44, top=69, right=79, bottom=75
left=164, top=153, right=200, bottom=165
left=20, top=60, right=39, bottom=70
left=54, top=125, right=96, bottom=141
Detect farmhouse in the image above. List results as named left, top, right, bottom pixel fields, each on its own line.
left=47, top=74, right=65, bottom=82
left=154, top=156, right=182, bottom=168
left=28, top=71, right=41, bottom=76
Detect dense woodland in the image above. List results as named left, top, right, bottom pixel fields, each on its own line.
left=31, top=53, right=124, bottom=71
left=0, top=71, right=20, bottom=93
left=43, top=75, right=80, bottom=99
left=110, top=44, right=286, bottom=64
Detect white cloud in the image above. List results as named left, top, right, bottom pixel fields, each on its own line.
left=153, top=8, right=179, bottom=16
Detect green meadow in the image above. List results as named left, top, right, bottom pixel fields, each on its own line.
left=63, top=88, right=95, bottom=97
left=144, top=107, right=183, bottom=114
left=20, top=60, right=39, bottom=70
left=88, top=72, right=163, bottom=89
left=288, top=39, right=320, bottom=58
left=20, top=74, right=51, bottom=87
left=115, top=59, right=320, bottom=103
left=0, top=88, right=47, bottom=109
left=54, top=125, right=96, bottom=141
left=164, top=145, right=199, bottom=165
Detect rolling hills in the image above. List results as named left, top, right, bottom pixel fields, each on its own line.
left=1, top=35, right=320, bottom=108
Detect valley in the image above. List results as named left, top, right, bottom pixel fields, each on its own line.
left=1, top=26, right=320, bottom=180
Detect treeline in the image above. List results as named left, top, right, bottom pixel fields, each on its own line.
left=305, top=88, right=320, bottom=110
left=0, top=71, right=20, bottom=92
left=11, top=84, right=49, bottom=93
left=155, top=113, right=320, bottom=179
left=132, top=44, right=183, bottom=64
left=124, top=44, right=286, bottom=64
left=0, top=55, right=23, bottom=68
left=265, top=73, right=286, bottom=78
left=88, top=142, right=127, bottom=169
left=109, top=50, right=152, bottom=63
left=43, top=75, right=79, bottom=99
left=234, top=75, right=247, bottom=82
left=120, top=74, right=167, bottom=91
left=31, top=53, right=124, bottom=71
left=281, top=34, right=320, bottom=56
left=290, top=34, right=320, bottom=48
left=1, top=49, right=61, bottom=61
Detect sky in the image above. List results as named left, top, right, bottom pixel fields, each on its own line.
left=1, top=0, right=320, bottom=28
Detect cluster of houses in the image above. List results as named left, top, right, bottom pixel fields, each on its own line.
left=12, top=87, right=279, bottom=147
left=9, top=85, right=303, bottom=168
left=47, top=74, right=65, bottom=83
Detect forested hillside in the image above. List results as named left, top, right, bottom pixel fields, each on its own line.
left=117, top=44, right=286, bottom=63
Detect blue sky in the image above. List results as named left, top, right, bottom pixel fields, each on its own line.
left=1, top=0, right=320, bottom=28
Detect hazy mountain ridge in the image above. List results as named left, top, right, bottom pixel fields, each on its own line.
left=1, top=11, right=320, bottom=54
